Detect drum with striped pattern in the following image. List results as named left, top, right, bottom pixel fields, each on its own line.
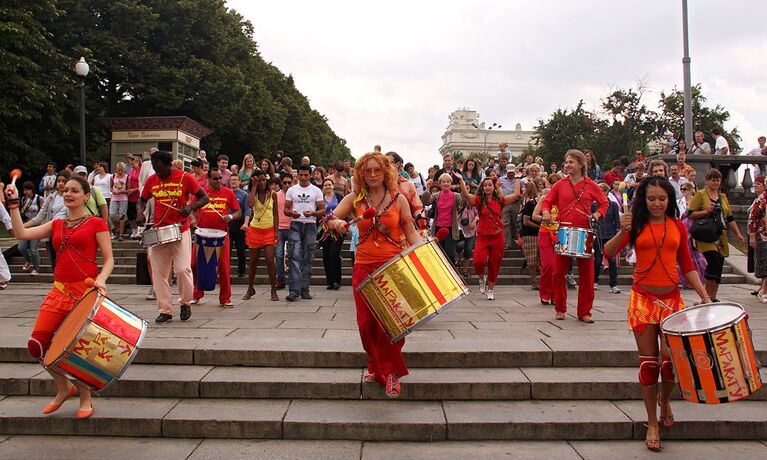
left=357, top=236, right=468, bottom=343
left=661, top=303, right=761, bottom=404
left=44, top=289, right=147, bottom=392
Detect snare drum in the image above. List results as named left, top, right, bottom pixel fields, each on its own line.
left=554, top=226, right=594, bottom=258
left=194, top=228, right=227, bottom=291
left=44, top=289, right=147, bottom=392
left=662, top=302, right=762, bottom=404
left=141, top=223, right=182, bottom=248
left=356, top=237, right=468, bottom=343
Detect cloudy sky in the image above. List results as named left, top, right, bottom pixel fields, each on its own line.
left=229, top=0, right=766, bottom=172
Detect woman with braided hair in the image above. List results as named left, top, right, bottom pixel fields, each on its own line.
left=604, top=176, right=709, bottom=452
left=328, top=152, right=423, bottom=398
left=5, top=175, right=114, bottom=419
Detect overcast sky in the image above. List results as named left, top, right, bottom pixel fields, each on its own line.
left=228, top=0, right=766, bottom=172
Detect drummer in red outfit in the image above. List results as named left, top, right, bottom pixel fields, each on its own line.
left=191, top=169, right=241, bottom=307
left=6, top=175, right=114, bottom=419
left=137, top=151, right=209, bottom=323
left=328, top=152, right=423, bottom=398
left=541, top=149, right=608, bottom=322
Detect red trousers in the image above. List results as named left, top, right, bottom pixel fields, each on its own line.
left=538, top=230, right=555, bottom=302
left=352, top=263, right=408, bottom=383
left=473, top=232, right=504, bottom=283
left=552, top=251, right=594, bottom=317
left=191, top=234, right=232, bottom=304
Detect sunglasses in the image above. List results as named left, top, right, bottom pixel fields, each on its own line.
left=210, top=177, right=222, bottom=181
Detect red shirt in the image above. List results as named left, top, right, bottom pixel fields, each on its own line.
left=127, top=168, right=140, bottom=203
left=541, top=176, right=608, bottom=229
left=196, top=186, right=239, bottom=231
left=602, top=171, right=624, bottom=186
left=477, top=197, right=504, bottom=236
left=52, top=217, right=109, bottom=283
left=141, top=169, right=202, bottom=232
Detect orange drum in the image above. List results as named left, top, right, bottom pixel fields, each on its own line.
left=661, top=303, right=762, bottom=404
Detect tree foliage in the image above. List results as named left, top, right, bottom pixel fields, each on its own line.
left=532, top=83, right=740, bottom=168
left=0, top=0, right=351, bottom=179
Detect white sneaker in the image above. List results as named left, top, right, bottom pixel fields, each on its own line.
left=759, top=293, right=767, bottom=304
left=610, top=286, right=621, bottom=294
left=479, top=278, right=486, bottom=294
left=487, top=290, right=494, bottom=300
left=567, top=274, right=577, bottom=287
left=594, top=283, right=599, bottom=290
left=146, top=287, right=157, bottom=300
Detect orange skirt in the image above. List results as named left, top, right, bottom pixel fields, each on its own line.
left=627, top=286, right=685, bottom=333
left=246, top=226, right=276, bottom=248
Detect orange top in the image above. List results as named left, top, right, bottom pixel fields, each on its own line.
left=354, top=194, right=405, bottom=265
left=626, top=218, right=696, bottom=286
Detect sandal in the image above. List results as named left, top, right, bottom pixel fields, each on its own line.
left=644, top=424, right=661, bottom=452
left=363, top=371, right=376, bottom=383
left=271, top=288, right=279, bottom=302
left=658, top=400, right=674, bottom=429
left=385, top=374, right=401, bottom=398
left=555, top=312, right=565, bottom=320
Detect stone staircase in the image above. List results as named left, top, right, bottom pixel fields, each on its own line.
left=3, top=239, right=747, bottom=286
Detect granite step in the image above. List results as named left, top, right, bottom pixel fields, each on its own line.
left=0, top=396, right=766, bottom=441
left=3, top=363, right=765, bottom=401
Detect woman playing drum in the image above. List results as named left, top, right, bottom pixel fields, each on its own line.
left=604, top=176, right=710, bottom=452
left=458, top=175, right=520, bottom=300
left=328, top=152, right=422, bottom=398
left=5, top=175, right=114, bottom=419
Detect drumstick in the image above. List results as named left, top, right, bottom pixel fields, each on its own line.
left=157, top=201, right=182, bottom=212
left=348, top=207, right=377, bottom=229
left=5, top=168, right=21, bottom=198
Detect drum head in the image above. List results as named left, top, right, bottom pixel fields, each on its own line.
left=44, top=290, right=99, bottom=366
left=195, top=228, right=227, bottom=238
left=662, top=303, right=745, bottom=335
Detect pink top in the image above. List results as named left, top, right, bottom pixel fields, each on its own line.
left=436, top=191, right=453, bottom=228
left=276, top=190, right=292, bottom=230
left=111, top=175, right=129, bottom=202
left=127, top=168, right=140, bottom=202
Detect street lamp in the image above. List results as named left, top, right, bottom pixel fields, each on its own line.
left=471, top=122, right=502, bottom=156
left=681, top=0, right=693, bottom=147
left=74, top=57, right=89, bottom=167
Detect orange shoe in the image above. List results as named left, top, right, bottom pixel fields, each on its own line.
left=75, top=403, right=93, bottom=419
left=42, top=385, right=78, bottom=414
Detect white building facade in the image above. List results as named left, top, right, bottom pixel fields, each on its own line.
left=439, top=108, right=535, bottom=161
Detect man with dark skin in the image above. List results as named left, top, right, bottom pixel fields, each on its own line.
left=138, top=151, right=209, bottom=323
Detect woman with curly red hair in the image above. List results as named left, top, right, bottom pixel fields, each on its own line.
left=328, top=152, right=423, bottom=398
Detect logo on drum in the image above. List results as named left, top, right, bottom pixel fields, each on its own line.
left=691, top=350, right=713, bottom=370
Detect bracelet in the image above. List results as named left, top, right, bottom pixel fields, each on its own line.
left=6, top=204, right=19, bottom=210
left=5, top=198, right=20, bottom=205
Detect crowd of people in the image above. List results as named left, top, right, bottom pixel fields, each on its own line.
left=1, top=133, right=764, bottom=451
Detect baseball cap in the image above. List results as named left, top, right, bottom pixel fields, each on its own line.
left=73, top=166, right=87, bottom=175
left=506, top=164, right=515, bottom=172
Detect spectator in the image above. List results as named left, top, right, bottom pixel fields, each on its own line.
left=456, top=202, right=478, bottom=278
left=593, top=183, right=621, bottom=293
left=126, top=155, right=142, bottom=239
left=274, top=173, right=293, bottom=290
left=668, top=164, right=689, bottom=201
left=74, top=166, right=109, bottom=226
left=331, top=163, right=351, bottom=196
left=520, top=180, right=541, bottom=290
left=191, top=159, right=207, bottom=188
left=434, top=154, right=462, bottom=191
left=498, top=164, right=521, bottom=249
left=260, top=158, right=276, bottom=180
left=688, top=168, right=745, bottom=301
left=110, top=162, right=129, bottom=240
left=405, top=163, right=426, bottom=195
left=217, top=154, right=232, bottom=187
left=29, top=171, right=71, bottom=269
left=689, top=130, right=712, bottom=155
left=312, top=166, right=326, bottom=186
left=243, top=170, right=278, bottom=301
left=320, top=178, right=345, bottom=290
left=90, top=162, right=112, bottom=207
left=678, top=182, right=707, bottom=289
left=39, top=162, right=57, bottom=198
left=229, top=175, right=251, bottom=278
left=18, top=181, right=43, bottom=275
left=549, top=162, right=559, bottom=175
left=301, top=156, right=311, bottom=165
left=423, top=173, right=465, bottom=265
left=748, top=176, right=767, bottom=302
left=648, top=159, right=668, bottom=177
left=461, top=158, right=481, bottom=195
left=585, top=150, right=602, bottom=181
left=281, top=157, right=294, bottom=177
left=712, top=128, right=731, bottom=155
left=602, top=160, right=624, bottom=186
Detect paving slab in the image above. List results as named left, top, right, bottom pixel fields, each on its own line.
left=363, top=368, right=529, bottom=400
left=190, top=439, right=361, bottom=460
left=194, top=337, right=367, bottom=367
left=225, top=328, right=326, bottom=339
left=134, top=337, right=200, bottom=365
left=322, top=329, right=453, bottom=342
left=0, top=435, right=200, bottom=460
left=276, top=320, right=359, bottom=330
left=142, top=327, right=234, bottom=339
left=522, top=367, right=646, bottom=400
left=614, top=400, right=767, bottom=440
left=0, top=396, right=177, bottom=436
left=0, top=363, right=42, bottom=395
left=162, top=399, right=289, bottom=438
left=543, top=335, right=637, bottom=367
left=571, top=440, right=767, bottom=460
left=404, top=339, right=552, bottom=368
left=443, top=400, right=632, bottom=440
left=283, top=400, right=445, bottom=441
left=201, top=367, right=361, bottom=399
left=197, top=319, right=283, bottom=329
left=362, top=441, right=581, bottom=459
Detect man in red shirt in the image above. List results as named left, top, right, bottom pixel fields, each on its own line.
left=191, top=169, right=241, bottom=307
left=138, top=151, right=209, bottom=323
left=602, top=160, right=624, bottom=187
left=542, top=149, right=609, bottom=323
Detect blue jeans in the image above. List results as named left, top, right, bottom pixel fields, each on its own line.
left=276, top=228, right=291, bottom=282
left=19, top=239, right=40, bottom=271
left=288, top=222, right=316, bottom=296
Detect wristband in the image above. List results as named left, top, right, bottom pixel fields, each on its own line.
left=5, top=198, right=20, bottom=205
left=6, top=204, right=19, bottom=210
left=227, top=214, right=233, bottom=220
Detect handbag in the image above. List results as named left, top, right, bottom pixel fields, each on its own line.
left=690, top=212, right=723, bottom=243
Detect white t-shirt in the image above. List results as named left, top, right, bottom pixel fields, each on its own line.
left=715, top=136, right=730, bottom=155
left=92, top=173, right=113, bottom=199
left=689, top=142, right=711, bottom=155
left=669, top=176, right=689, bottom=200
left=285, top=183, right=323, bottom=224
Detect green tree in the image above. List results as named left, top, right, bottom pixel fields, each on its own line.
left=531, top=101, right=604, bottom=166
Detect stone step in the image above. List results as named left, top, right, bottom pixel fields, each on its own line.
left=0, top=396, right=765, bottom=440
left=1, top=437, right=766, bottom=459
left=3, top=363, right=765, bottom=401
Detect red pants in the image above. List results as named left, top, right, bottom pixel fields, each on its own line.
left=552, top=252, right=594, bottom=317
left=191, top=234, right=232, bottom=304
left=473, top=232, right=504, bottom=283
left=538, top=230, right=555, bottom=302
left=30, top=281, right=88, bottom=360
left=352, top=263, right=408, bottom=383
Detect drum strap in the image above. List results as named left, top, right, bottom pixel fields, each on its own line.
left=557, top=179, right=590, bottom=221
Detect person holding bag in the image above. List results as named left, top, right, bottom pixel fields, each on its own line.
left=687, top=168, right=745, bottom=301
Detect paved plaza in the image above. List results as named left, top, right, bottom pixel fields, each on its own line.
left=0, top=281, right=766, bottom=458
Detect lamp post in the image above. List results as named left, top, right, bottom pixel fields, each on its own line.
left=681, top=0, right=693, bottom=147
left=74, top=57, right=89, bottom=166
left=471, top=122, right=502, bottom=156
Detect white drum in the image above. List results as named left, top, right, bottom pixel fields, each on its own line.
left=141, top=224, right=182, bottom=248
